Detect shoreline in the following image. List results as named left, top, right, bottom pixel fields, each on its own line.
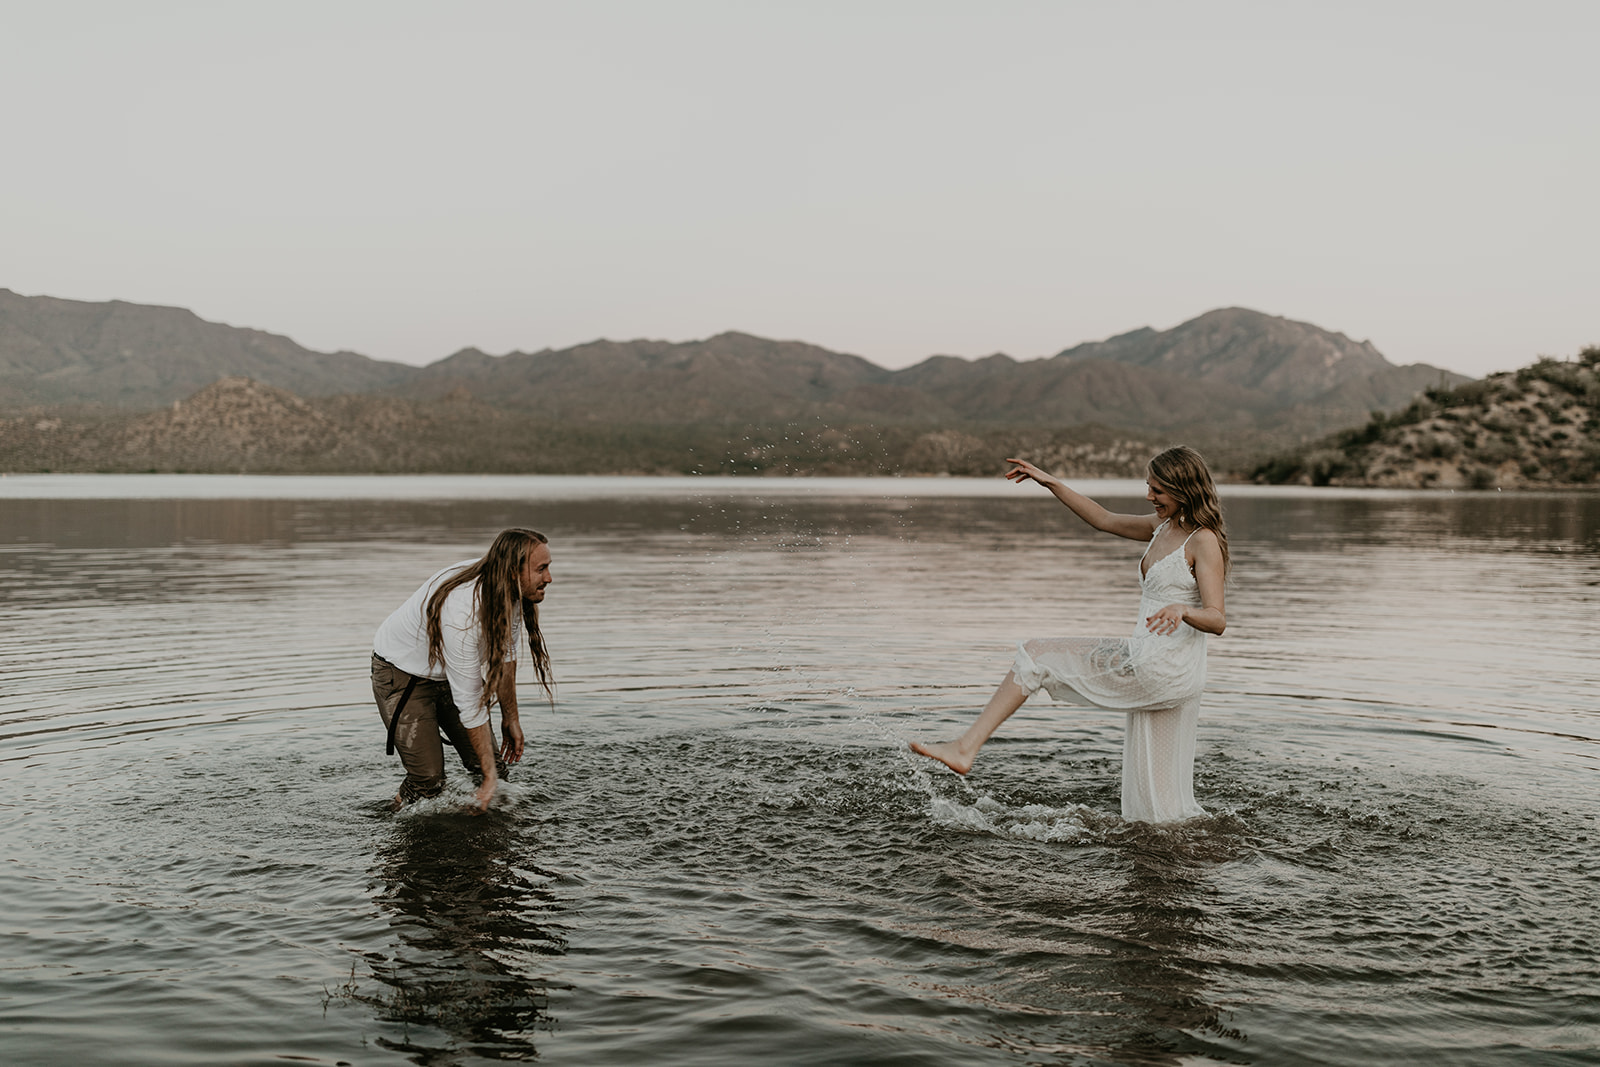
left=3, top=470, right=1596, bottom=502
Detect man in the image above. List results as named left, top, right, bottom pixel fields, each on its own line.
left=371, top=528, right=554, bottom=811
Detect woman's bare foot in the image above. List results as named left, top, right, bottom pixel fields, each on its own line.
left=908, top=674, right=1028, bottom=777
left=910, top=740, right=974, bottom=775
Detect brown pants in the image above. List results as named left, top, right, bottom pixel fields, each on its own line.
left=371, top=653, right=484, bottom=803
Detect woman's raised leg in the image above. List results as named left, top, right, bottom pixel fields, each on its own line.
left=910, top=671, right=1032, bottom=775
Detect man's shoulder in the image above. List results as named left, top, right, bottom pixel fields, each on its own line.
left=429, top=560, right=479, bottom=589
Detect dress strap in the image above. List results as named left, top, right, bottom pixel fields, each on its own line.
left=1139, top=519, right=1169, bottom=564
left=1175, top=527, right=1203, bottom=568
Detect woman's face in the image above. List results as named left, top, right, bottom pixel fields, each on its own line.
left=1146, top=477, right=1179, bottom=522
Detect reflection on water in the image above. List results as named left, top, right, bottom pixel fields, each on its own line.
left=0, top=477, right=1597, bottom=1066
left=1069, top=844, right=1243, bottom=1066
left=4, top=483, right=1599, bottom=552
left=357, top=807, right=567, bottom=1062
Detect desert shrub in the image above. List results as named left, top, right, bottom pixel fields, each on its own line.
left=1306, top=448, right=1359, bottom=486
left=1472, top=437, right=1517, bottom=465
left=1402, top=399, right=1436, bottom=424
left=1252, top=453, right=1308, bottom=484
left=1518, top=357, right=1592, bottom=397
left=1421, top=433, right=1459, bottom=459
left=1428, top=378, right=1496, bottom=409
left=1544, top=454, right=1584, bottom=482
left=1335, top=411, right=1396, bottom=449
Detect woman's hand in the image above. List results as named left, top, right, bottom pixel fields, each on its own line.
left=1005, top=457, right=1154, bottom=541
left=1145, top=603, right=1188, bottom=636
left=1004, top=458, right=1055, bottom=486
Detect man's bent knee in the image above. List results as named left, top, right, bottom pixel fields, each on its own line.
left=398, top=774, right=446, bottom=804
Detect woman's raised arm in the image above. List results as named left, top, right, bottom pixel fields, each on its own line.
left=1005, top=458, right=1158, bottom=542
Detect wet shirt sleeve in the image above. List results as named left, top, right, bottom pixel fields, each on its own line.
left=438, top=584, right=491, bottom=730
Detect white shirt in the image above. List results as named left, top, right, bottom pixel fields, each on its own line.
left=373, top=561, right=521, bottom=730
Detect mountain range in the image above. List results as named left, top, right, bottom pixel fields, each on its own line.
left=400, top=309, right=1450, bottom=438
left=0, top=289, right=1471, bottom=474
left=0, top=289, right=413, bottom=407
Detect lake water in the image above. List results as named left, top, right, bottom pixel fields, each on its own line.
left=1, top=475, right=1597, bottom=1066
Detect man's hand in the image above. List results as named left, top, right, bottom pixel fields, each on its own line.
left=465, top=721, right=499, bottom=813
left=472, top=774, right=498, bottom=813
left=495, top=665, right=523, bottom=766
left=500, top=716, right=525, bottom=765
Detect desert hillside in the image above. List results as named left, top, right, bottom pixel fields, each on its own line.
left=0, top=289, right=415, bottom=407
left=0, top=377, right=1162, bottom=477
left=1253, top=348, right=1600, bottom=488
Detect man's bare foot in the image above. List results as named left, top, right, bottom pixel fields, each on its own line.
left=910, top=740, right=974, bottom=775
left=389, top=792, right=405, bottom=812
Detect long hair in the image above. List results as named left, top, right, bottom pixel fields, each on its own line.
left=425, top=528, right=554, bottom=711
left=1148, top=445, right=1230, bottom=576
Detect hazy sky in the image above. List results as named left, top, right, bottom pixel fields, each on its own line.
left=3, top=1, right=1595, bottom=376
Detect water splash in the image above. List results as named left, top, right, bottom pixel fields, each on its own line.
left=929, top=793, right=1103, bottom=843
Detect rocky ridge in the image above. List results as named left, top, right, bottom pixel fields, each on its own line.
left=0, top=288, right=417, bottom=408
left=1253, top=348, right=1600, bottom=488
left=394, top=310, right=1466, bottom=447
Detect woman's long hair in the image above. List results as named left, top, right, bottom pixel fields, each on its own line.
left=1148, top=446, right=1230, bottom=576
left=424, top=528, right=554, bottom=711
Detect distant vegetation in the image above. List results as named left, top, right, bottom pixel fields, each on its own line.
left=0, top=291, right=1492, bottom=479
left=1253, top=346, right=1600, bottom=488
left=0, top=378, right=1162, bottom=478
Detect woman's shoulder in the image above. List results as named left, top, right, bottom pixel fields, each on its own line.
left=1183, top=526, right=1224, bottom=563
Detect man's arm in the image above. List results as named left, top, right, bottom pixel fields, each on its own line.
left=467, top=722, right=498, bottom=812
left=496, top=662, right=525, bottom=765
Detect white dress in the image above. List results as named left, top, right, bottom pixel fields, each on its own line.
left=1011, top=522, right=1208, bottom=823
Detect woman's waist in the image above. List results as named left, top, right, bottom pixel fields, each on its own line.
left=1127, top=611, right=1207, bottom=643
left=1126, top=628, right=1207, bottom=648
left=1136, top=595, right=1203, bottom=617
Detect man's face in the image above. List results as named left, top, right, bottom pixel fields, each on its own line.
left=517, top=543, right=553, bottom=601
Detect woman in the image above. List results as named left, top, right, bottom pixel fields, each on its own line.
left=371, top=528, right=554, bottom=812
left=911, top=446, right=1228, bottom=823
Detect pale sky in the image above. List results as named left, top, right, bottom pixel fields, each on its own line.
left=2, top=1, right=1595, bottom=377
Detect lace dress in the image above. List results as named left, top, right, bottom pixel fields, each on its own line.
left=1011, top=522, right=1208, bottom=823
